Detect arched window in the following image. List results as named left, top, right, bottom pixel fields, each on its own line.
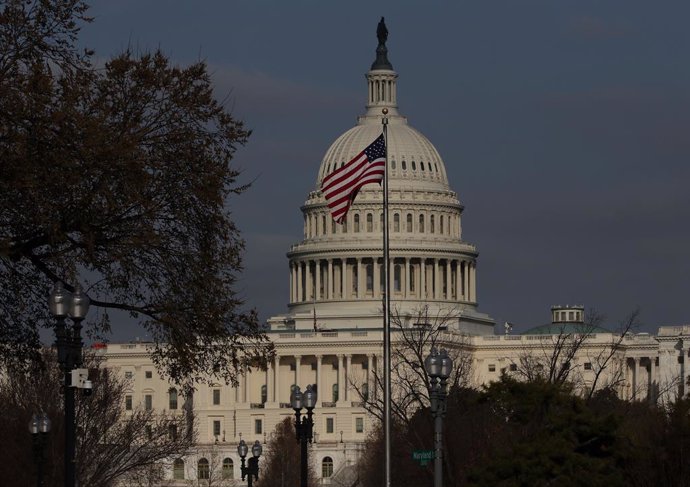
left=362, top=382, right=369, bottom=401
left=391, top=160, right=396, bottom=169
left=261, top=384, right=267, bottom=404
left=380, top=213, right=384, bottom=232
left=440, top=215, right=444, bottom=234
left=419, top=214, right=425, bottom=233
left=411, top=161, right=416, bottom=171
left=420, top=161, right=425, bottom=171
left=332, top=384, right=339, bottom=402
left=393, top=213, right=400, bottom=232
left=173, top=459, right=185, bottom=480
left=430, top=215, right=435, bottom=233
left=322, top=457, right=334, bottom=478
left=222, top=458, right=234, bottom=479
left=366, top=263, right=373, bottom=292
left=198, top=458, right=210, bottom=480
left=366, top=213, right=373, bottom=232
left=354, top=214, right=360, bottom=233
left=406, top=214, right=413, bottom=232
left=402, top=160, right=407, bottom=170
left=168, top=388, right=178, bottom=410
left=342, top=218, right=347, bottom=233
left=322, top=215, right=326, bottom=235
left=410, top=266, right=416, bottom=292
left=332, top=219, right=336, bottom=234
left=394, top=264, right=401, bottom=292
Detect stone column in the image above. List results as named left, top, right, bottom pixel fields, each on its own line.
left=345, top=355, right=352, bottom=402
left=455, top=261, right=461, bottom=301
left=445, top=260, right=452, bottom=300
left=274, top=355, right=281, bottom=405
left=337, top=354, right=345, bottom=404
left=470, top=262, right=477, bottom=302
left=295, top=355, right=302, bottom=389
left=367, top=354, right=374, bottom=402
left=420, top=259, right=426, bottom=299
left=434, top=259, right=440, bottom=299
left=357, top=258, right=363, bottom=299
left=404, top=258, right=410, bottom=298
left=633, top=357, right=640, bottom=400
left=316, top=355, right=323, bottom=405
left=373, top=258, right=380, bottom=299
left=463, top=261, right=469, bottom=302
left=327, top=260, right=333, bottom=300
left=315, top=260, right=321, bottom=301
left=267, top=357, right=275, bottom=402
left=341, top=259, right=347, bottom=299
left=297, top=262, right=303, bottom=302
left=305, top=262, right=312, bottom=301
left=649, top=357, right=655, bottom=402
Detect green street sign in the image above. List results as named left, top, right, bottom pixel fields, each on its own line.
left=412, top=449, right=435, bottom=466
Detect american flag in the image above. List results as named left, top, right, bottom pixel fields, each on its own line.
left=321, top=134, right=386, bottom=223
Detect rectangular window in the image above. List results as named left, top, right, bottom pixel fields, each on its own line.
left=584, top=362, right=592, bottom=370
left=509, top=364, right=517, bottom=372
left=213, top=420, right=221, bottom=437
left=145, top=371, right=153, bottom=379
left=326, top=417, right=334, bottom=434
left=254, top=419, right=263, bottom=435
left=124, top=371, right=133, bottom=380
left=125, top=395, right=132, bottom=410
left=213, top=389, right=220, bottom=405
left=145, top=394, right=152, bottom=410
left=488, top=364, right=496, bottom=372
left=355, top=417, right=364, bottom=433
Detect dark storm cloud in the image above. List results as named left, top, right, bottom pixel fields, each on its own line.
left=77, top=1, right=690, bottom=340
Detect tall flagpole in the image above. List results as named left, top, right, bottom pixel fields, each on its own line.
left=382, top=108, right=392, bottom=487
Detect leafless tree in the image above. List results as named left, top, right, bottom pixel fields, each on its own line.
left=0, top=350, right=194, bottom=487
left=509, top=308, right=641, bottom=399
left=184, top=444, right=238, bottom=487
left=351, top=305, right=473, bottom=427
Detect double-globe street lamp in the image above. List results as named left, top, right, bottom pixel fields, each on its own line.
left=291, top=384, right=317, bottom=487
left=424, top=348, right=453, bottom=487
left=48, top=282, right=93, bottom=487
left=28, top=413, right=51, bottom=487
left=237, top=439, right=262, bottom=487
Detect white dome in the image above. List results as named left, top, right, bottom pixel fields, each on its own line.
left=317, top=118, right=450, bottom=193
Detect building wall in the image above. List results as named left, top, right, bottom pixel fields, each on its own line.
left=104, top=324, right=690, bottom=484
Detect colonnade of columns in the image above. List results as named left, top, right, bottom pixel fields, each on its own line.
left=625, top=355, right=659, bottom=401
left=235, top=353, right=378, bottom=407
left=289, top=257, right=476, bottom=304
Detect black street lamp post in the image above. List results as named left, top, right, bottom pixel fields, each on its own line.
left=29, top=413, right=51, bottom=487
left=48, top=282, right=93, bottom=487
left=424, top=348, right=453, bottom=487
left=237, top=439, right=262, bottom=487
left=291, top=384, right=317, bottom=487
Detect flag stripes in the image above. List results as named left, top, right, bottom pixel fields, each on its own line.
left=321, top=134, right=386, bottom=223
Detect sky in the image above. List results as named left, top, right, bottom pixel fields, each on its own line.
left=78, top=1, right=690, bottom=339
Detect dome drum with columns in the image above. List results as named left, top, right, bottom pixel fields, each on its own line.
left=269, top=20, right=494, bottom=334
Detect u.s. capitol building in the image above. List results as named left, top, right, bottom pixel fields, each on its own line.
left=104, top=22, right=690, bottom=485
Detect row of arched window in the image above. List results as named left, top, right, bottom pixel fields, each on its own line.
left=172, top=456, right=334, bottom=480
left=323, top=158, right=441, bottom=178
left=305, top=210, right=459, bottom=238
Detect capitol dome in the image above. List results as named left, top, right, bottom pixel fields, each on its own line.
left=269, top=21, right=494, bottom=334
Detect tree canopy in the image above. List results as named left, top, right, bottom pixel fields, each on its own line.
left=0, top=0, right=270, bottom=385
